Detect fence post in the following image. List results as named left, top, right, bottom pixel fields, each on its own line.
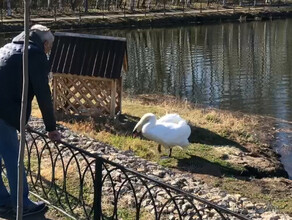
left=94, top=157, right=103, bottom=220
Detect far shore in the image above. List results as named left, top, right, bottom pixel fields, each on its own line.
left=0, top=6, right=292, bottom=32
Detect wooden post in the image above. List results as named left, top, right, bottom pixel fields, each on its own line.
left=53, top=75, right=57, bottom=114
left=118, top=78, right=122, bottom=114
left=110, top=79, right=117, bottom=117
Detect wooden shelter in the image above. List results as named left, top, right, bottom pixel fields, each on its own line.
left=49, top=32, right=128, bottom=118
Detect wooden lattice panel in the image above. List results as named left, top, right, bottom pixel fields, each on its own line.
left=53, top=74, right=121, bottom=117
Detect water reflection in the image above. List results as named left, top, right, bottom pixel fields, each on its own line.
left=1, top=19, right=291, bottom=177
left=122, top=21, right=292, bottom=121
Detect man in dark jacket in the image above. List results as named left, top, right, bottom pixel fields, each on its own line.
left=0, top=24, right=61, bottom=216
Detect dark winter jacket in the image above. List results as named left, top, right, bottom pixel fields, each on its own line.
left=0, top=31, right=56, bottom=131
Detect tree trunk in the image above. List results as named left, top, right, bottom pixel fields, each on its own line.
left=48, top=0, right=52, bottom=10
left=141, top=0, right=146, bottom=7
left=84, top=0, right=88, bottom=12
left=70, top=0, right=76, bottom=11
left=6, top=0, right=12, bottom=16
left=136, top=0, right=140, bottom=8
left=59, top=0, right=63, bottom=9
left=130, top=0, right=135, bottom=11
left=147, top=0, right=151, bottom=9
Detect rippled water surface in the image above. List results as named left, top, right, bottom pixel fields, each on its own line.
left=122, top=21, right=292, bottom=119
left=1, top=19, right=291, bottom=177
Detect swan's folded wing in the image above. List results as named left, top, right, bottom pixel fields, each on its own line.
left=157, top=114, right=185, bottom=124
left=144, top=123, right=191, bottom=147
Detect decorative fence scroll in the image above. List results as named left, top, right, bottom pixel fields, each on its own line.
left=22, top=128, right=250, bottom=220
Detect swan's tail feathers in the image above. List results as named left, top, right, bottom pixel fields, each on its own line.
left=180, top=139, right=190, bottom=147
left=178, top=121, right=191, bottom=136
left=178, top=120, right=188, bottom=126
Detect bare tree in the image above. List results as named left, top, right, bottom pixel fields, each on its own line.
left=6, top=0, right=12, bottom=16
left=48, top=0, right=52, bottom=9
left=59, top=0, right=63, bottom=9
left=84, top=0, right=88, bottom=12
left=130, top=0, right=135, bottom=11
left=70, top=0, right=79, bottom=11
left=223, top=0, right=226, bottom=7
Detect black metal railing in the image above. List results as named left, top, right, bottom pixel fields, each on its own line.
left=24, top=128, right=249, bottom=220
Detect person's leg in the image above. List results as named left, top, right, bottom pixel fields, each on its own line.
left=0, top=119, right=32, bottom=208
left=0, top=119, right=47, bottom=217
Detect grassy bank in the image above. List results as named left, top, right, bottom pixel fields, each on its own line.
left=32, top=94, right=292, bottom=215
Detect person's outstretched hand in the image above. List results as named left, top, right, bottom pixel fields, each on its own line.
left=48, top=130, right=62, bottom=142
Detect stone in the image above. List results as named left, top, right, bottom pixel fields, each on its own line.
left=243, top=201, right=255, bottom=209
left=168, top=214, right=175, bottom=220
left=153, top=170, right=166, bottom=178
left=181, top=203, right=192, bottom=212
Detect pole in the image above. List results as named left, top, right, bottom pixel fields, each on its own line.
left=17, top=0, right=29, bottom=218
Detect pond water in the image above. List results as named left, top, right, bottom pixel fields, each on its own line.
left=1, top=19, right=291, bottom=177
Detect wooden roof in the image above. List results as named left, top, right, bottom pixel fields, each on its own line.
left=49, top=32, right=127, bottom=79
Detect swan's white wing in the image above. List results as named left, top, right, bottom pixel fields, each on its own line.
left=157, top=113, right=185, bottom=124
left=142, top=122, right=191, bottom=148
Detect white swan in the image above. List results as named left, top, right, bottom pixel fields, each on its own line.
left=133, top=113, right=191, bottom=157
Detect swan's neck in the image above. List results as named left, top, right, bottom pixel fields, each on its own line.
left=142, top=117, right=156, bottom=132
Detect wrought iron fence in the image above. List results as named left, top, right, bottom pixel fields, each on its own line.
left=24, top=127, right=249, bottom=219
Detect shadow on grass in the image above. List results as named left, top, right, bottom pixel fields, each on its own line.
left=175, top=154, right=245, bottom=177
left=188, top=125, right=248, bottom=152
